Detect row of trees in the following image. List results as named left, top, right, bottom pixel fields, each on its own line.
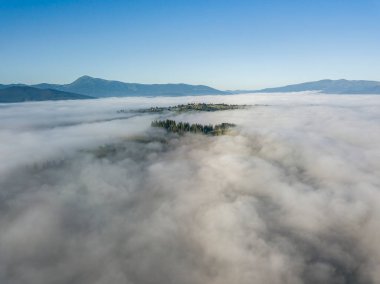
left=118, top=103, right=247, bottom=114
left=166, top=103, right=246, bottom=112
left=151, top=119, right=235, bottom=136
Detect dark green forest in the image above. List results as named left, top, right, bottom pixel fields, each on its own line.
left=151, top=119, right=236, bottom=136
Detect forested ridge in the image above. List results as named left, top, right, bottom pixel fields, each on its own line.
left=118, top=103, right=248, bottom=114
left=151, top=119, right=236, bottom=135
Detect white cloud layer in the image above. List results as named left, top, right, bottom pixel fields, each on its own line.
left=0, top=93, right=380, bottom=284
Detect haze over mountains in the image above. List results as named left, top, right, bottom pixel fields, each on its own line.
left=0, top=86, right=93, bottom=103
left=1, top=76, right=380, bottom=103
left=245, top=79, right=380, bottom=94
left=33, top=75, right=226, bottom=97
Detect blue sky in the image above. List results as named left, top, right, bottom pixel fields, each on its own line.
left=1, top=0, right=380, bottom=89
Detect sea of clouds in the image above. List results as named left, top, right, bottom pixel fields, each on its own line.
left=0, top=93, right=379, bottom=284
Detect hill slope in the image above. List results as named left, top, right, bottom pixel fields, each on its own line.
left=247, top=79, right=380, bottom=94
left=0, top=86, right=94, bottom=103
left=0, top=83, right=27, bottom=90
left=33, top=76, right=226, bottom=97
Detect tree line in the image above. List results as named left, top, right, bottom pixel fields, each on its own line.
left=118, top=103, right=248, bottom=114
left=151, top=119, right=235, bottom=136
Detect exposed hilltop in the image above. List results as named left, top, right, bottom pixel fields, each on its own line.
left=118, top=103, right=248, bottom=114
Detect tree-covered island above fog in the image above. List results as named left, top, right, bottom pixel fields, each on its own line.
left=91, top=104, right=238, bottom=159
left=117, top=103, right=242, bottom=136
left=151, top=120, right=236, bottom=136
left=117, top=103, right=249, bottom=114
left=90, top=119, right=236, bottom=160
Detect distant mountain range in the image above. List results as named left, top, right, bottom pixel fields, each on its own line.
left=32, top=75, right=226, bottom=97
left=237, top=79, right=380, bottom=94
left=0, top=86, right=93, bottom=103
left=1, top=77, right=380, bottom=103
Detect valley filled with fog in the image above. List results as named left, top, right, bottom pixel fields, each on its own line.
left=1, top=93, right=380, bottom=284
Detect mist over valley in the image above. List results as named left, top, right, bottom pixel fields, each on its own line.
left=1, top=94, right=379, bottom=283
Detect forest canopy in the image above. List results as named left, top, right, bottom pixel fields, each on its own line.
left=151, top=119, right=236, bottom=136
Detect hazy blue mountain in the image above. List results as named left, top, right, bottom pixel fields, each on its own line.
left=0, top=86, right=94, bottom=103
left=238, top=79, right=380, bottom=94
left=33, top=75, right=226, bottom=97
left=0, top=83, right=27, bottom=90
left=3, top=78, right=380, bottom=99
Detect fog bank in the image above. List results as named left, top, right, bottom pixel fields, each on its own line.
left=0, top=93, right=380, bottom=284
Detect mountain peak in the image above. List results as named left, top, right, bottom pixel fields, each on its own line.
left=69, top=75, right=104, bottom=87
left=73, top=75, right=95, bottom=82
left=47, top=76, right=225, bottom=97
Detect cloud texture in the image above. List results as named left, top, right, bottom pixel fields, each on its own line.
left=0, top=94, right=380, bottom=284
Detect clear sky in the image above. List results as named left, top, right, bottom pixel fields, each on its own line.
left=1, top=0, right=380, bottom=89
